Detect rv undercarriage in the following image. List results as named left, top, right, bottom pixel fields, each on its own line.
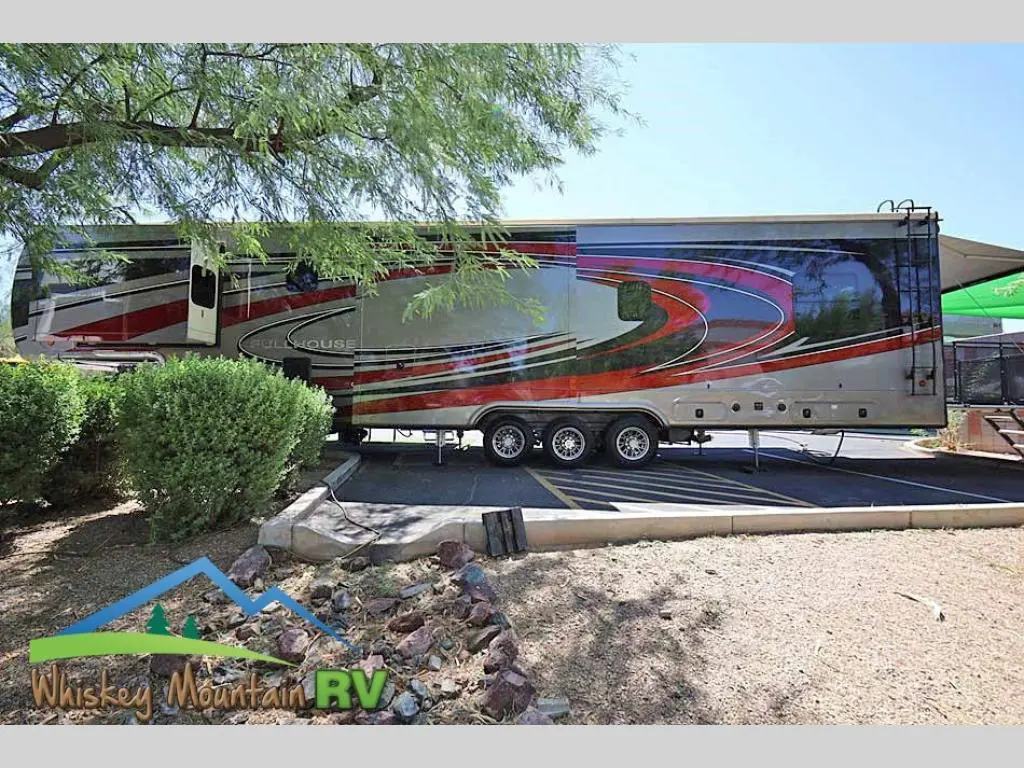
left=339, top=409, right=715, bottom=469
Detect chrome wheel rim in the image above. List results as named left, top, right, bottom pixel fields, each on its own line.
left=551, top=426, right=586, bottom=461
left=616, top=426, right=650, bottom=461
left=492, top=425, right=526, bottom=460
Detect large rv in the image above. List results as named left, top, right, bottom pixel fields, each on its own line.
left=12, top=208, right=945, bottom=468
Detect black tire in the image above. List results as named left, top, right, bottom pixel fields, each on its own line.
left=542, top=416, right=593, bottom=468
left=483, top=416, right=534, bottom=467
left=605, top=415, right=659, bottom=468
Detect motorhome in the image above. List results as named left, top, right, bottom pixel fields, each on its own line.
left=12, top=207, right=945, bottom=468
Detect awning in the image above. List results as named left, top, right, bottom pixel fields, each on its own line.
left=940, top=235, right=1024, bottom=292
left=939, top=235, right=1024, bottom=319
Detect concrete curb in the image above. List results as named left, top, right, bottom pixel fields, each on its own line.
left=282, top=498, right=1024, bottom=562
left=907, top=438, right=1022, bottom=465
left=258, top=451, right=361, bottom=551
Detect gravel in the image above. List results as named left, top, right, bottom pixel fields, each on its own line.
left=484, top=527, right=1024, bottom=725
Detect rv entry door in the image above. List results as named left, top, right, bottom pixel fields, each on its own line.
left=187, top=240, right=220, bottom=345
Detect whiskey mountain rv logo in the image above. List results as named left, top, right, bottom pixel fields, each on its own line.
left=29, top=556, right=356, bottom=666
left=26, top=558, right=389, bottom=722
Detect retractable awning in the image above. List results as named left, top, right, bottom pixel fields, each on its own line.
left=940, top=234, right=1024, bottom=318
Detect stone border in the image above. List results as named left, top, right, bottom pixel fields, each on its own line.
left=258, top=451, right=361, bottom=551
left=907, top=437, right=1022, bottom=464
left=282, top=499, right=1024, bottom=562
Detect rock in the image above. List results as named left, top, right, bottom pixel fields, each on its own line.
left=391, top=692, right=420, bottom=723
left=345, top=556, right=371, bottom=572
left=427, top=654, right=443, bottom=671
left=483, top=631, right=519, bottom=673
left=480, top=669, right=535, bottom=719
left=440, top=680, right=460, bottom=699
left=327, top=710, right=357, bottom=725
left=276, top=628, right=310, bottom=663
left=455, top=562, right=487, bottom=584
left=467, top=601, right=494, bottom=626
left=222, top=608, right=248, bottom=629
left=399, top=582, right=433, bottom=600
left=396, top=626, right=434, bottom=659
left=377, top=681, right=396, bottom=710
left=235, top=624, right=259, bottom=642
left=659, top=609, right=673, bottom=619
left=227, top=546, right=271, bottom=588
left=309, top=577, right=335, bottom=601
left=516, top=707, right=554, bottom=725
left=705, top=568, right=718, bottom=575
left=439, top=638, right=455, bottom=651
left=457, top=649, right=471, bottom=662
left=364, top=597, right=400, bottom=618
left=431, top=582, right=447, bottom=595
left=202, top=589, right=230, bottom=605
left=331, top=590, right=352, bottom=612
left=369, top=711, right=397, bottom=725
left=451, top=594, right=473, bottom=619
left=386, top=611, right=425, bottom=633
left=467, top=625, right=501, bottom=653
left=301, top=673, right=317, bottom=706
left=491, top=612, right=512, bottom=630
left=536, top=697, right=571, bottom=720
left=253, top=577, right=265, bottom=592
left=150, top=654, right=187, bottom=678
left=408, top=679, right=430, bottom=702
left=358, top=655, right=386, bottom=677
left=465, top=582, right=498, bottom=604
left=438, top=540, right=476, bottom=570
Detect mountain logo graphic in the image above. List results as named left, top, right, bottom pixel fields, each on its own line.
left=29, top=556, right=357, bottom=666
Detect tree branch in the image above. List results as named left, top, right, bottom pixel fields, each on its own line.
left=133, top=86, right=192, bottom=121
left=0, top=119, right=326, bottom=159
left=0, top=151, right=67, bottom=189
left=51, top=52, right=108, bottom=125
left=0, top=109, right=27, bottom=129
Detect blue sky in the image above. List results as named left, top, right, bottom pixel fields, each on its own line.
left=501, top=43, right=1024, bottom=250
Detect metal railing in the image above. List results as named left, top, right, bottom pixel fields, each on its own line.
left=946, top=340, right=1024, bottom=406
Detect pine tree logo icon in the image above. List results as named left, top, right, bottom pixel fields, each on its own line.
left=182, top=616, right=200, bottom=640
left=146, top=604, right=170, bottom=635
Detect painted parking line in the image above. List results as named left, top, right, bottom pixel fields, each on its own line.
left=529, top=462, right=816, bottom=510
left=746, top=449, right=1014, bottom=504
left=523, top=465, right=581, bottom=510
left=544, top=464, right=815, bottom=508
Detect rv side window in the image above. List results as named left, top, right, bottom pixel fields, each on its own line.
left=617, top=281, right=651, bottom=321
left=190, top=266, right=217, bottom=309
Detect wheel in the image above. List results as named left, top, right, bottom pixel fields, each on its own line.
left=483, top=416, right=533, bottom=467
left=605, top=415, right=659, bottom=468
left=542, top=416, right=593, bottom=468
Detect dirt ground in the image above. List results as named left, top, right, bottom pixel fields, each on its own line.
left=485, top=528, right=1024, bottom=725
left=0, top=455, right=342, bottom=723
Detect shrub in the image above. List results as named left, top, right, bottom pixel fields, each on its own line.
left=42, top=373, right=127, bottom=509
left=117, top=356, right=315, bottom=542
left=285, top=379, right=334, bottom=477
left=0, top=360, right=86, bottom=505
left=938, top=407, right=967, bottom=452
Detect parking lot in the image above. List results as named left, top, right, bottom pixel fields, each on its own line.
left=338, top=430, right=1024, bottom=511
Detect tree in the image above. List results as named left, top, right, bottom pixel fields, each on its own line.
left=0, top=44, right=629, bottom=356
left=146, top=603, right=170, bottom=635
left=181, top=615, right=200, bottom=640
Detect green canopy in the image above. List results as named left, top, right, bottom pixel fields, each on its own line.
left=941, top=271, right=1024, bottom=319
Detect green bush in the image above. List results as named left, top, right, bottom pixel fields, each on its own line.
left=117, top=355, right=330, bottom=543
left=42, top=373, right=127, bottom=509
left=286, top=380, right=334, bottom=475
left=0, top=360, right=86, bottom=505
